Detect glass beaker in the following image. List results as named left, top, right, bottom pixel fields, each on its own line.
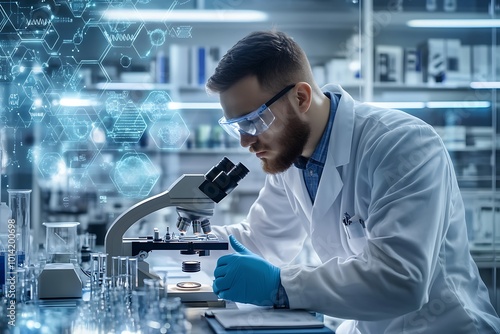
left=8, top=189, right=32, bottom=267
left=43, top=222, right=80, bottom=263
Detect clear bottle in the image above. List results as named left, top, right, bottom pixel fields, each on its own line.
left=8, top=189, right=32, bottom=267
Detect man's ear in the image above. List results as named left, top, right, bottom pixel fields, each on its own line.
left=295, top=82, right=312, bottom=114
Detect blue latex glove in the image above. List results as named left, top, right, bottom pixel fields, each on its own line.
left=213, top=235, right=281, bottom=306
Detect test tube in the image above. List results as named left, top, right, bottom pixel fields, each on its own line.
left=118, top=256, right=128, bottom=288
left=127, top=257, right=138, bottom=290
left=8, top=189, right=32, bottom=267
left=90, top=253, right=107, bottom=290
left=144, top=278, right=161, bottom=302
left=111, top=256, right=120, bottom=287
left=98, top=253, right=107, bottom=278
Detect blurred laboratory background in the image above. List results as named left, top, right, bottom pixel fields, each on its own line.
left=0, top=0, right=499, bottom=317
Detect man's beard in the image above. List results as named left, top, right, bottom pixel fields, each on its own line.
left=256, top=111, right=310, bottom=174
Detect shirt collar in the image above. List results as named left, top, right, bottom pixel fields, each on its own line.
left=294, top=92, right=337, bottom=169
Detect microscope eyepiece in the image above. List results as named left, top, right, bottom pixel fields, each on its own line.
left=227, top=163, right=249, bottom=183
left=205, top=156, right=235, bottom=182
left=199, top=157, right=249, bottom=203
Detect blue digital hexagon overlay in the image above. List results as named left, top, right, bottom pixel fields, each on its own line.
left=58, top=26, right=111, bottom=64
left=86, top=150, right=117, bottom=194
left=109, top=100, right=147, bottom=144
left=102, top=3, right=143, bottom=48
left=38, top=152, right=65, bottom=179
left=149, top=113, right=190, bottom=150
left=141, top=90, right=174, bottom=122
left=111, top=152, right=159, bottom=197
left=69, top=62, right=110, bottom=93
left=28, top=95, right=51, bottom=123
left=59, top=107, right=93, bottom=142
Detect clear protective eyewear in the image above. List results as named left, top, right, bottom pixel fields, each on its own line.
left=218, top=84, right=296, bottom=139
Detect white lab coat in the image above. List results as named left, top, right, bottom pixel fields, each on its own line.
left=212, top=84, right=500, bottom=334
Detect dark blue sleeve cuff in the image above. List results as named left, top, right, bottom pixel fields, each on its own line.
left=274, top=282, right=290, bottom=309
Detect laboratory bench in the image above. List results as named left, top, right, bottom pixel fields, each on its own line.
left=1, top=299, right=338, bottom=333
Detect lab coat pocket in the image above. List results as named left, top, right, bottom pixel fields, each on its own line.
left=343, top=214, right=367, bottom=254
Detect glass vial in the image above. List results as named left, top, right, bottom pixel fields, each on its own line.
left=8, top=189, right=32, bottom=267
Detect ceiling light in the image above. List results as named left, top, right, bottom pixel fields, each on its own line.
left=367, top=101, right=491, bottom=109
left=168, top=102, right=221, bottom=109
left=470, top=82, right=500, bottom=89
left=59, top=98, right=98, bottom=107
left=104, top=9, right=268, bottom=23
left=426, top=101, right=491, bottom=108
left=407, top=19, right=500, bottom=28
left=367, top=102, right=425, bottom=109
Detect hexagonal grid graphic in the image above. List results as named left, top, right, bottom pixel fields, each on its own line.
left=111, top=152, right=159, bottom=197
left=109, top=101, right=147, bottom=144
left=149, top=113, right=190, bottom=150
left=38, top=152, right=64, bottom=179
left=141, top=90, right=174, bottom=122
left=59, top=107, right=94, bottom=142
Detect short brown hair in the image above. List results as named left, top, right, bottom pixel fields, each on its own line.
left=206, top=30, right=308, bottom=94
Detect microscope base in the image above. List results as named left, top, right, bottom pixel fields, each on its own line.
left=167, top=283, right=220, bottom=302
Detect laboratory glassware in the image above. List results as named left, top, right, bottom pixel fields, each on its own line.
left=7, top=189, right=31, bottom=267
left=38, top=222, right=82, bottom=299
left=43, top=222, right=79, bottom=263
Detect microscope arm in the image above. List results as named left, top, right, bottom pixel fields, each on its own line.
left=104, top=174, right=214, bottom=272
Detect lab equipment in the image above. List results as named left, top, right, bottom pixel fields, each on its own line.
left=213, top=235, right=281, bottom=306
left=38, top=222, right=82, bottom=299
left=7, top=189, right=31, bottom=267
left=104, top=157, right=248, bottom=293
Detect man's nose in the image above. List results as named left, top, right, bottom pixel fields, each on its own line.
left=239, top=133, right=257, bottom=147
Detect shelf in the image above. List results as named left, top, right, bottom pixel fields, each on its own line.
left=142, top=148, right=249, bottom=155
left=372, top=11, right=492, bottom=28
left=373, top=82, right=472, bottom=90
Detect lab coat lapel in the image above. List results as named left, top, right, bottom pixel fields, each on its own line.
left=283, top=168, right=313, bottom=220
left=312, top=84, right=354, bottom=219
left=311, top=85, right=355, bottom=260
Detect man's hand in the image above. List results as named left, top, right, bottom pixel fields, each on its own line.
left=212, top=235, right=281, bottom=306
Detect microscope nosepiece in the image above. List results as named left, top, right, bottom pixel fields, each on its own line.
left=201, top=219, right=211, bottom=234
left=192, top=220, right=201, bottom=235
left=176, top=216, right=191, bottom=233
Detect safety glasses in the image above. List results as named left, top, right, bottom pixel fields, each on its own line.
left=218, top=84, right=296, bottom=139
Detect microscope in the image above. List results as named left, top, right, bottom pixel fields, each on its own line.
left=104, top=157, right=249, bottom=298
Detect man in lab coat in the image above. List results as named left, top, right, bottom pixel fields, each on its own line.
left=207, top=30, right=500, bottom=333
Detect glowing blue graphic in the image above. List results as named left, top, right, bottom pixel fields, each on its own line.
left=28, top=96, right=51, bottom=123
left=23, top=71, right=50, bottom=100
left=0, top=56, right=13, bottom=82
left=0, top=0, right=198, bottom=197
left=173, top=26, right=192, bottom=38
left=150, top=113, right=190, bottom=149
left=69, top=63, right=110, bottom=92
left=59, top=108, right=93, bottom=142
left=73, top=28, right=83, bottom=45
left=141, top=91, right=173, bottom=122
left=38, top=152, right=64, bottom=178
left=86, top=151, right=116, bottom=193
left=109, top=101, right=147, bottom=143
left=103, top=4, right=142, bottom=48
left=69, top=0, right=87, bottom=18
left=47, top=57, right=77, bottom=91
left=150, top=28, right=166, bottom=46
left=9, top=93, right=20, bottom=108
left=120, top=54, right=132, bottom=68
left=111, top=152, right=159, bottom=197
left=43, top=24, right=61, bottom=51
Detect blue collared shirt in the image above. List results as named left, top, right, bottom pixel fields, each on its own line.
left=275, top=92, right=339, bottom=309
left=293, top=92, right=339, bottom=204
